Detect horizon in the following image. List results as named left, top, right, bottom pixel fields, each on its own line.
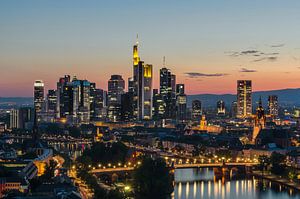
left=1, top=87, right=300, bottom=98
left=1, top=0, right=300, bottom=96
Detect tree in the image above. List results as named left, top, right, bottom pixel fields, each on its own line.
left=41, top=159, right=57, bottom=180
left=270, top=152, right=286, bottom=175
left=134, top=157, right=173, bottom=199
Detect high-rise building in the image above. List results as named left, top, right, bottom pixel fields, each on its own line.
left=192, top=100, right=202, bottom=121
left=90, top=83, right=107, bottom=121
left=10, top=108, right=33, bottom=129
left=230, top=101, right=238, bottom=118
left=175, top=84, right=186, bottom=122
left=160, top=67, right=176, bottom=119
left=34, top=80, right=45, bottom=121
left=121, top=92, right=134, bottom=122
left=107, top=75, right=125, bottom=122
left=132, top=39, right=153, bottom=120
left=72, top=79, right=91, bottom=124
left=268, top=95, right=278, bottom=117
left=152, top=89, right=165, bottom=121
left=217, top=100, right=226, bottom=115
left=56, top=75, right=71, bottom=118
left=237, top=80, right=252, bottom=118
left=45, top=89, right=57, bottom=122
left=46, top=90, right=57, bottom=114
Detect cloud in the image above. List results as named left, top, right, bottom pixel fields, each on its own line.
left=240, top=50, right=259, bottom=55
left=270, top=44, right=285, bottom=48
left=253, top=56, right=278, bottom=62
left=239, top=68, right=257, bottom=73
left=226, top=49, right=280, bottom=61
left=184, top=72, right=229, bottom=78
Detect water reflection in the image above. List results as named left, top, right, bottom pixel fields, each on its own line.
left=173, top=168, right=299, bottom=199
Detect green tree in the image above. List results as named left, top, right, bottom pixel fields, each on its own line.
left=270, top=152, right=286, bottom=175
left=134, top=157, right=173, bottom=199
left=41, top=160, right=57, bottom=180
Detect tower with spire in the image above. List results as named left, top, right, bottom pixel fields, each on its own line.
left=252, top=97, right=266, bottom=141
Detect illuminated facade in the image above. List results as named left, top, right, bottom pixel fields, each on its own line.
left=192, top=100, right=202, bottom=121
left=132, top=39, right=153, bottom=120
left=90, top=83, right=107, bottom=121
left=237, top=80, right=252, bottom=118
left=160, top=67, right=176, bottom=119
left=268, top=95, right=278, bottom=118
left=108, top=75, right=125, bottom=122
left=56, top=75, right=71, bottom=119
left=217, top=100, right=226, bottom=115
left=253, top=97, right=266, bottom=141
left=34, top=80, right=45, bottom=121
left=176, top=84, right=187, bottom=122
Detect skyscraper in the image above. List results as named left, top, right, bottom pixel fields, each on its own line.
left=217, top=100, right=226, bottom=115
left=132, top=39, right=153, bottom=120
left=90, top=83, right=107, bottom=121
left=237, top=80, right=252, bottom=118
left=56, top=75, right=71, bottom=119
left=160, top=67, right=176, bottom=119
left=34, top=80, right=45, bottom=121
left=191, top=100, right=202, bottom=121
left=10, top=107, right=33, bottom=129
left=72, top=78, right=91, bottom=124
left=107, top=75, right=125, bottom=122
left=152, top=89, right=165, bottom=121
left=45, top=89, right=57, bottom=122
left=176, top=84, right=187, bottom=122
left=268, top=95, right=278, bottom=118
left=46, top=89, right=57, bottom=114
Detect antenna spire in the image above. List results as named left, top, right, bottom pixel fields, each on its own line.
left=163, top=56, right=166, bottom=67
left=136, top=33, right=139, bottom=45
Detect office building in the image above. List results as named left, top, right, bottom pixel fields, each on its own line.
left=192, top=100, right=202, bottom=121
left=34, top=80, right=45, bottom=121
left=107, top=75, right=125, bottom=122
left=268, top=95, right=278, bottom=117
left=160, top=67, right=176, bottom=119
left=132, top=40, right=153, bottom=120
left=237, top=80, right=252, bottom=118
left=176, top=84, right=187, bottom=121
left=217, top=100, right=226, bottom=115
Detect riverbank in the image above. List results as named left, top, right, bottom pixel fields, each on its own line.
left=251, top=170, right=300, bottom=191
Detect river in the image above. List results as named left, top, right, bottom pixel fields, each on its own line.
left=173, top=168, right=300, bottom=199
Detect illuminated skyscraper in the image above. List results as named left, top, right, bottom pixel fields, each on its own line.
left=160, top=67, right=176, bottom=119
left=72, top=78, right=91, bottom=124
left=10, top=107, right=33, bottom=129
left=46, top=89, right=57, bottom=114
left=268, top=95, right=278, bottom=117
left=132, top=38, right=153, bottom=120
left=237, top=80, right=252, bottom=118
left=45, top=89, right=57, bottom=122
left=34, top=80, right=45, bottom=121
left=56, top=75, right=71, bottom=118
left=176, top=84, right=187, bottom=122
left=90, top=83, right=107, bottom=121
left=217, top=100, right=225, bottom=115
left=108, top=75, right=125, bottom=122
left=192, top=100, right=202, bottom=121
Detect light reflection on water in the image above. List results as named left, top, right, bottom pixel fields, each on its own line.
left=173, top=168, right=300, bottom=199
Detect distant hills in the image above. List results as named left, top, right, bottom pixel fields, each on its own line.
left=0, top=88, right=299, bottom=109
left=188, top=88, right=300, bottom=108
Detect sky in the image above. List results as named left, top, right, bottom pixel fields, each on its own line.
left=1, top=0, right=300, bottom=97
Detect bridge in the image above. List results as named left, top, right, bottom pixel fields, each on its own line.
left=90, top=162, right=258, bottom=174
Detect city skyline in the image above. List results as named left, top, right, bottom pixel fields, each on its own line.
left=1, top=0, right=300, bottom=97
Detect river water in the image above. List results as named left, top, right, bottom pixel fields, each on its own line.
left=173, top=168, right=300, bottom=199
